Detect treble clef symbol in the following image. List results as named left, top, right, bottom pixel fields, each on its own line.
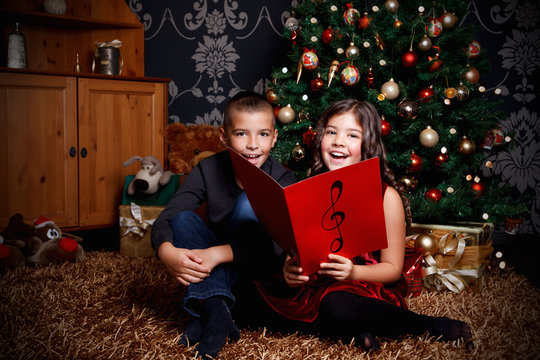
left=321, top=180, right=345, bottom=253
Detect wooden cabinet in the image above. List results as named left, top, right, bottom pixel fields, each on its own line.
left=0, top=72, right=168, bottom=229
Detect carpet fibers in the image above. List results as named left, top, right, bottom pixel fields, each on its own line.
left=1, top=252, right=539, bottom=360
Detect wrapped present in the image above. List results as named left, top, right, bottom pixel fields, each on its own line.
left=403, top=245, right=423, bottom=297
left=407, top=222, right=494, bottom=293
left=119, top=203, right=164, bottom=257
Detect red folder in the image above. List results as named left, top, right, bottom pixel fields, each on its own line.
left=229, top=148, right=388, bottom=275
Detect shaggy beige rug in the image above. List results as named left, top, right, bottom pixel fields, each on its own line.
left=1, top=252, right=538, bottom=360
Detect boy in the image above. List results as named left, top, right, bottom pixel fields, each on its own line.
left=151, top=91, right=295, bottom=359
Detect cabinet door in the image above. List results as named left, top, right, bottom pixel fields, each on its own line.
left=0, top=73, right=78, bottom=228
left=77, top=78, right=166, bottom=227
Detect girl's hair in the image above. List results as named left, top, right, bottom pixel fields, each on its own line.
left=310, top=98, right=411, bottom=225
left=223, top=91, right=275, bottom=130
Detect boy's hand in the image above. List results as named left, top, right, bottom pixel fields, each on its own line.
left=283, top=255, right=309, bottom=287
left=191, top=245, right=233, bottom=272
left=157, top=242, right=210, bottom=286
left=318, top=254, right=353, bottom=281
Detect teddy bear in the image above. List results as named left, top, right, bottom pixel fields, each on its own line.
left=123, top=155, right=173, bottom=196
left=26, top=216, right=85, bottom=265
left=0, top=213, right=41, bottom=257
left=0, top=235, right=25, bottom=269
left=165, top=123, right=226, bottom=174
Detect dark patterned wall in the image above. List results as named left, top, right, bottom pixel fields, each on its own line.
left=126, top=0, right=539, bottom=233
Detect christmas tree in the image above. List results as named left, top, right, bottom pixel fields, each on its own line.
left=267, top=0, right=529, bottom=225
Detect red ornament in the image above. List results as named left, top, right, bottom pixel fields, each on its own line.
left=290, top=30, right=297, bottom=44
left=471, top=182, right=486, bottom=198
left=366, top=68, right=375, bottom=88
left=303, top=126, right=317, bottom=147
left=418, top=86, right=435, bottom=102
left=381, top=116, right=391, bottom=136
left=322, top=27, right=334, bottom=45
left=358, top=12, right=371, bottom=29
left=310, top=76, right=324, bottom=91
left=425, top=188, right=442, bottom=202
left=273, top=106, right=281, bottom=119
left=401, top=50, right=418, bottom=68
left=435, top=152, right=449, bottom=166
left=409, top=152, right=423, bottom=172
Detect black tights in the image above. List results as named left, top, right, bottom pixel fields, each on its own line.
left=317, top=291, right=472, bottom=349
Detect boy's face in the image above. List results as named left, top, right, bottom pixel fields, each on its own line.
left=220, top=109, right=277, bottom=168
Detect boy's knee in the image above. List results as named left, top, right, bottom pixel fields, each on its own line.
left=232, top=193, right=257, bottom=222
left=171, top=211, right=203, bottom=231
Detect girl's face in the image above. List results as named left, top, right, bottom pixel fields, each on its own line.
left=320, top=112, right=363, bottom=171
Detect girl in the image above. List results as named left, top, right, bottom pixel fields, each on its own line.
left=247, top=99, right=473, bottom=352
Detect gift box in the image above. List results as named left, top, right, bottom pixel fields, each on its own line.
left=406, top=222, right=494, bottom=293
left=119, top=203, right=164, bottom=257
left=402, top=245, right=423, bottom=297
left=121, top=174, right=181, bottom=206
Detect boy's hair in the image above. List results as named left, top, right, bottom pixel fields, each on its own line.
left=310, top=98, right=412, bottom=225
left=223, top=91, right=275, bottom=129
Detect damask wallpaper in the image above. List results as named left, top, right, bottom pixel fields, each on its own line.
left=126, top=0, right=539, bottom=233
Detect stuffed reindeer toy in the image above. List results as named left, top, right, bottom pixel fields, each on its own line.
left=123, top=155, right=173, bottom=195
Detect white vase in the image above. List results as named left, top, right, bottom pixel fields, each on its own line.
left=44, top=0, right=67, bottom=15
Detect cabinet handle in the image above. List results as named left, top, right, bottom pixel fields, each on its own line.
left=69, top=147, right=77, bottom=157
left=81, top=147, right=88, bottom=158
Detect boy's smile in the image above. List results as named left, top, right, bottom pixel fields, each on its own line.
left=220, top=109, right=277, bottom=169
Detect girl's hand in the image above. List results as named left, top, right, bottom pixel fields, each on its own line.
left=283, top=255, right=310, bottom=287
left=318, top=254, right=353, bottom=281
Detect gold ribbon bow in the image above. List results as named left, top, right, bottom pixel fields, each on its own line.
left=119, top=202, right=155, bottom=238
left=409, top=231, right=479, bottom=293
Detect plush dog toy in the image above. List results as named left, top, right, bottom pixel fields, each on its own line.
left=26, top=216, right=85, bottom=265
left=165, top=123, right=226, bottom=174
left=123, top=155, right=173, bottom=196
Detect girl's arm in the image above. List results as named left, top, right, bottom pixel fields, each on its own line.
left=319, top=186, right=406, bottom=284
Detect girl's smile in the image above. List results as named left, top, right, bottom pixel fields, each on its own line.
left=321, top=112, right=363, bottom=171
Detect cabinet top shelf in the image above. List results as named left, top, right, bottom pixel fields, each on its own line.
left=0, top=8, right=143, bottom=29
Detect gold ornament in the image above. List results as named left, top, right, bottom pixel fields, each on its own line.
left=457, top=136, right=476, bottom=155
left=291, top=143, right=306, bottom=161
left=374, top=33, right=385, bottom=50
left=417, top=35, right=432, bottom=51
left=414, top=232, right=438, bottom=256
left=327, top=60, right=340, bottom=87
left=296, top=59, right=303, bottom=84
left=462, top=66, right=480, bottom=84
left=399, top=175, right=417, bottom=193
left=440, top=12, right=458, bottom=29
left=278, top=104, right=295, bottom=124
left=345, top=42, right=360, bottom=58
left=455, top=84, right=469, bottom=101
left=445, top=87, right=457, bottom=99
left=380, top=78, right=400, bottom=100
left=384, top=0, right=399, bottom=13
left=419, top=126, right=439, bottom=147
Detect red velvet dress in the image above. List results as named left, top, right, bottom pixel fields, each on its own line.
left=254, top=183, right=409, bottom=323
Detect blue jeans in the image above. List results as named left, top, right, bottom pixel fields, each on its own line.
left=170, top=192, right=259, bottom=317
